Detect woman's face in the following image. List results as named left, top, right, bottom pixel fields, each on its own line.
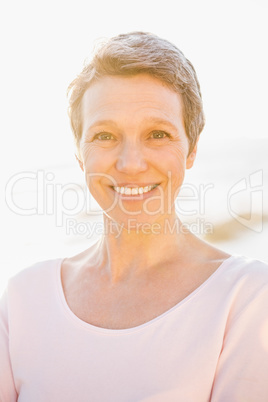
left=79, top=74, right=197, bottom=227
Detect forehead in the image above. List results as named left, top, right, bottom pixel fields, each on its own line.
left=81, top=74, right=185, bottom=129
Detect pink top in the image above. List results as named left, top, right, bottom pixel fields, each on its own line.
left=1, top=255, right=268, bottom=401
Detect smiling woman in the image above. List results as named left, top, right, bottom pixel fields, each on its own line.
left=1, top=31, right=268, bottom=402
left=77, top=73, right=194, bottom=227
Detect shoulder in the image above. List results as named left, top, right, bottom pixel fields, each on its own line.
left=7, top=258, right=63, bottom=297
left=197, top=234, right=268, bottom=286
left=217, top=254, right=268, bottom=322
left=225, top=254, right=268, bottom=283
left=1, top=258, right=61, bottom=316
left=1, top=258, right=64, bottom=328
left=217, top=254, right=268, bottom=295
left=210, top=257, right=268, bottom=400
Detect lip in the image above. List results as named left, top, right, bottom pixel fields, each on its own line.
left=111, top=183, right=160, bottom=187
left=110, top=183, right=160, bottom=200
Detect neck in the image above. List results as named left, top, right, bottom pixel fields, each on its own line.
left=95, top=213, right=192, bottom=283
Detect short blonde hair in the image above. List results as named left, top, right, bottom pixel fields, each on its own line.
left=67, top=31, right=205, bottom=155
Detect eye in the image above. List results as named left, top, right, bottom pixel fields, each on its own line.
left=150, top=130, right=171, bottom=139
left=94, top=132, right=115, bottom=141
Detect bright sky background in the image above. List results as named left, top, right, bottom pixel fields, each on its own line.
left=1, top=0, right=267, bottom=173
left=1, top=0, right=268, bottom=293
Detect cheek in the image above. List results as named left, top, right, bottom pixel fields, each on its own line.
left=164, top=148, right=187, bottom=197
left=82, top=145, right=110, bottom=173
left=163, top=146, right=187, bottom=173
left=81, top=146, right=117, bottom=193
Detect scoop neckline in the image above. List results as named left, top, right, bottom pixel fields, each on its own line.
left=55, top=255, right=235, bottom=335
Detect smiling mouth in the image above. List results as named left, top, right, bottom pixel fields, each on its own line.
left=112, top=184, right=159, bottom=195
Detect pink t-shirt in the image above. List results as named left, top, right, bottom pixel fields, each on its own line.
left=1, top=255, right=268, bottom=401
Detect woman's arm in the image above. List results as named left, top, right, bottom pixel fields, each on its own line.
left=210, top=283, right=268, bottom=401
left=0, top=290, right=18, bottom=402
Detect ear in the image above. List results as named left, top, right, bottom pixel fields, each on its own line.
left=186, top=137, right=199, bottom=169
left=75, top=153, right=84, bottom=172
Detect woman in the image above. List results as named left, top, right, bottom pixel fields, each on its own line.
left=1, top=32, right=268, bottom=401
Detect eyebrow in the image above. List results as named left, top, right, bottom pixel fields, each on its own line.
left=87, top=120, right=119, bottom=130
left=87, top=117, right=179, bottom=132
left=144, top=117, right=179, bottom=132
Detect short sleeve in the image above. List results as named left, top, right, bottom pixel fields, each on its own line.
left=0, top=290, right=18, bottom=402
left=210, top=283, right=268, bottom=401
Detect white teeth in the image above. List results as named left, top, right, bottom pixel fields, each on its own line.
left=113, top=185, right=158, bottom=195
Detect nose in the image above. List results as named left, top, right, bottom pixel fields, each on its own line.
left=115, top=141, right=148, bottom=175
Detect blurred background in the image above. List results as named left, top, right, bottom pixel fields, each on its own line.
left=1, top=0, right=267, bottom=295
